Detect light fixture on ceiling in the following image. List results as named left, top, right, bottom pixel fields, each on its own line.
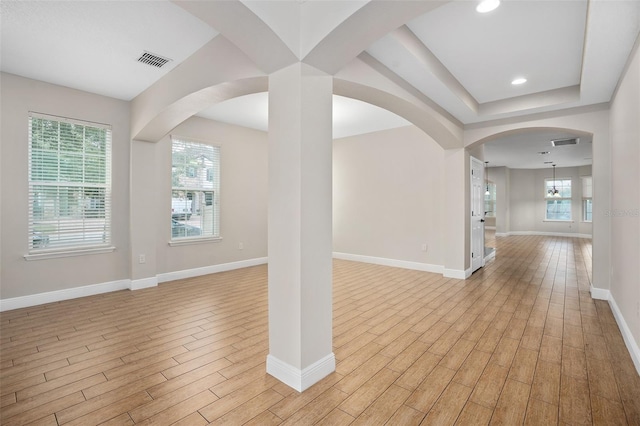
left=512, top=77, right=527, bottom=85
left=476, top=0, right=500, bottom=13
left=485, top=161, right=490, bottom=195
left=548, top=164, right=560, bottom=197
left=538, top=151, right=550, bottom=155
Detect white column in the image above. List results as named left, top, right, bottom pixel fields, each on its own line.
left=266, top=63, right=335, bottom=392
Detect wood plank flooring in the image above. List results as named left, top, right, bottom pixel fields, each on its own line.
left=2, top=234, right=640, bottom=425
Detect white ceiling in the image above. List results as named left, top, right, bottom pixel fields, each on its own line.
left=2, top=0, right=638, bottom=168
left=483, top=130, right=593, bottom=169
left=197, top=92, right=411, bottom=139
left=406, top=1, right=587, bottom=104
left=0, top=1, right=217, bottom=100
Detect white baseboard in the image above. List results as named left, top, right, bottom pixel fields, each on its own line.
left=498, top=231, right=592, bottom=239
left=0, top=257, right=269, bottom=311
left=332, top=252, right=443, bottom=274
left=130, top=277, right=158, bottom=290
left=443, top=267, right=472, bottom=280
left=590, top=284, right=610, bottom=300
left=608, top=295, right=640, bottom=376
left=588, top=284, right=640, bottom=376
left=0, top=279, right=130, bottom=312
left=484, top=250, right=496, bottom=263
left=157, top=257, right=268, bottom=283
left=266, top=353, right=336, bottom=392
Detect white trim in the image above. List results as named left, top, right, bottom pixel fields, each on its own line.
left=266, top=353, right=336, bottom=392
left=168, top=237, right=223, bottom=247
left=608, top=295, right=640, bottom=376
left=587, top=285, right=640, bottom=376
left=484, top=248, right=496, bottom=263
left=443, top=267, right=472, bottom=280
left=157, top=257, right=268, bottom=283
left=589, top=284, right=610, bottom=300
left=130, top=277, right=158, bottom=290
left=0, top=279, right=130, bottom=312
left=332, top=252, right=443, bottom=274
left=0, top=257, right=269, bottom=311
left=496, top=231, right=592, bottom=239
left=24, top=246, right=116, bottom=261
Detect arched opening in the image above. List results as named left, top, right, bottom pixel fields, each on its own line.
left=468, top=127, right=594, bottom=279
left=193, top=88, right=448, bottom=274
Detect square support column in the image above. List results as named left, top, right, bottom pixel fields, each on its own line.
left=266, top=63, right=335, bottom=391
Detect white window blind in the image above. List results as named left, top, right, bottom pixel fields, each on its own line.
left=28, top=113, right=112, bottom=252
left=582, top=176, right=592, bottom=198
left=582, top=176, right=593, bottom=222
left=171, top=137, right=220, bottom=240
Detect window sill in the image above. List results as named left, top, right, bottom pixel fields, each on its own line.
left=24, top=246, right=116, bottom=261
left=543, top=220, right=574, bottom=223
left=169, top=236, right=223, bottom=247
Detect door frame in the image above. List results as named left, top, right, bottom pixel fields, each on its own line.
left=470, top=156, right=485, bottom=273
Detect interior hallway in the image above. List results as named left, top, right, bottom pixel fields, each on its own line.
left=1, top=235, right=639, bottom=424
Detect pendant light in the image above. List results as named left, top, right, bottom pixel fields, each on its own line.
left=548, top=164, right=560, bottom=197
left=485, top=162, right=490, bottom=195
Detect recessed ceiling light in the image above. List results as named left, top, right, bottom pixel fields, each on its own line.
left=511, top=77, right=527, bottom=85
left=476, top=0, right=500, bottom=13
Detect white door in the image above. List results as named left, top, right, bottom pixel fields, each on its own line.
left=471, top=157, right=485, bottom=273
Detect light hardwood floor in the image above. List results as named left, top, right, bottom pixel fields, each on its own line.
left=2, top=235, right=640, bottom=425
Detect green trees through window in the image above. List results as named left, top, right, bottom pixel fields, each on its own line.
left=28, top=113, right=111, bottom=251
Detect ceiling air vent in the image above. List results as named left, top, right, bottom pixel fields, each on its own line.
left=551, top=138, right=579, bottom=147
left=137, top=51, right=172, bottom=68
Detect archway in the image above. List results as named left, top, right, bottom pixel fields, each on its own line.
left=466, top=127, right=595, bottom=282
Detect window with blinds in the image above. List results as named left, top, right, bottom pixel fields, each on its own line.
left=582, top=176, right=592, bottom=222
left=171, top=137, right=220, bottom=240
left=28, top=113, right=112, bottom=252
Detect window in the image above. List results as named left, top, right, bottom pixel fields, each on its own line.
left=582, top=176, right=592, bottom=222
left=171, top=137, right=220, bottom=241
left=28, top=113, right=111, bottom=253
left=545, top=178, right=572, bottom=221
left=484, top=182, right=496, bottom=217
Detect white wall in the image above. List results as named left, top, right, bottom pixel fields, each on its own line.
left=0, top=72, right=451, bottom=305
left=506, top=165, right=592, bottom=236
left=0, top=73, right=131, bottom=299
left=0, top=73, right=270, bottom=303
left=609, top=37, right=640, bottom=356
left=333, top=125, right=445, bottom=269
left=489, top=166, right=510, bottom=233
left=155, top=117, right=269, bottom=274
